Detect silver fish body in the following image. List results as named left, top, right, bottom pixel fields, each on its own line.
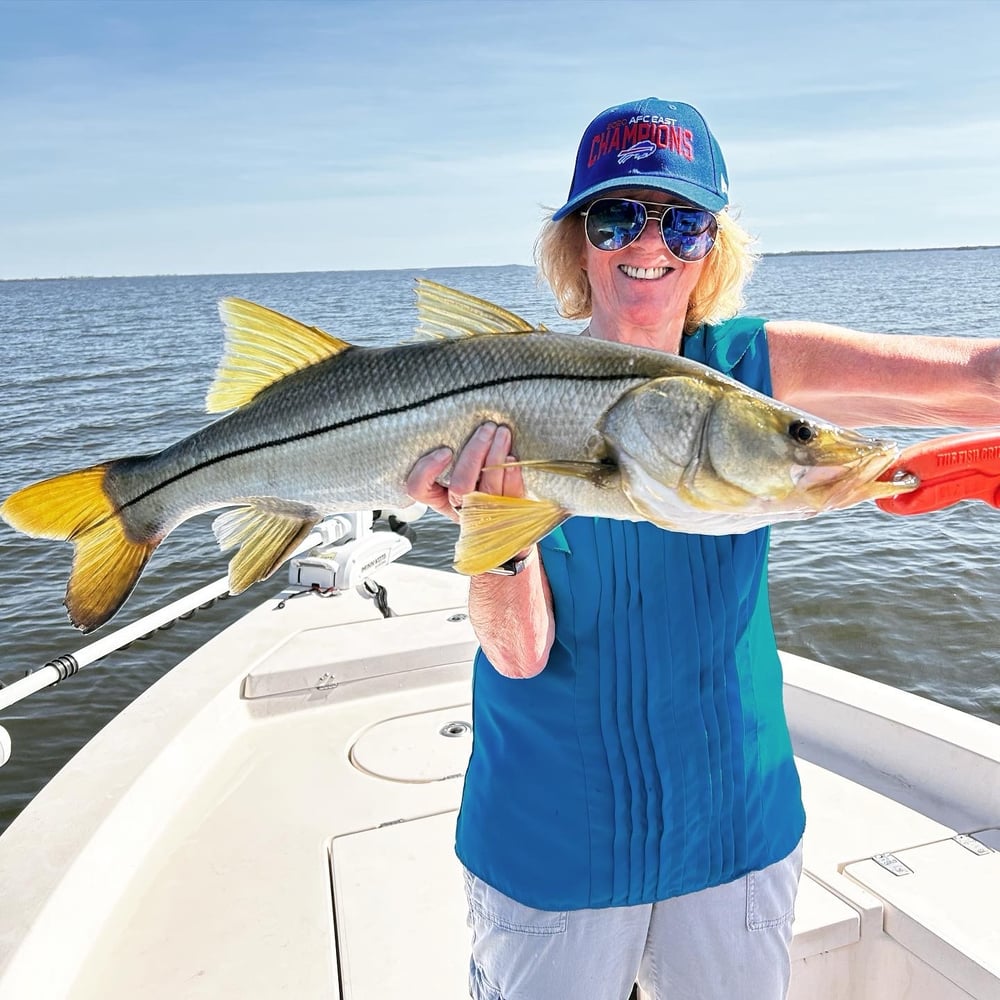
left=110, top=333, right=692, bottom=532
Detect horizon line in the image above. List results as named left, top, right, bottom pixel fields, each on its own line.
left=3, top=245, right=998, bottom=283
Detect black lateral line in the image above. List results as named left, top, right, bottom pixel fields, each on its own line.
left=119, top=369, right=636, bottom=511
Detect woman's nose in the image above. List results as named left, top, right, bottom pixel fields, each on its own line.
left=636, top=215, right=664, bottom=247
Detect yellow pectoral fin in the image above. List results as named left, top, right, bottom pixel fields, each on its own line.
left=212, top=500, right=321, bottom=593
left=453, top=492, right=568, bottom=575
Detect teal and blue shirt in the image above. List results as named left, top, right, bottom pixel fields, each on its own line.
left=455, top=316, right=807, bottom=910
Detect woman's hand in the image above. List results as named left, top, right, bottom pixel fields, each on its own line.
left=406, top=421, right=552, bottom=678
left=406, top=422, right=525, bottom=521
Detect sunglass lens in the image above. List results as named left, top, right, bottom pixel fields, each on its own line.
left=661, top=207, right=717, bottom=262
left=586, top=199, right=646, bottom=251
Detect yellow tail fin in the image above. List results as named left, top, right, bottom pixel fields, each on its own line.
left=1, top=466, right=159, bottom=633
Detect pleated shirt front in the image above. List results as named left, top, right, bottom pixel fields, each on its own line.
left=455, top=317, right=806, bottom=910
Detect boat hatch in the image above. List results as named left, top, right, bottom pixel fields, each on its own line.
left=349, top=705, right=473, bottom=782
left=844, top=830, right=1000, bottom=998
left=330, top=811, right=468, bottom=999
left=243, top=607, right=477, bottom=699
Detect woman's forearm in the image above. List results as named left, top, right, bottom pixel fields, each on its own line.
left=768, top=321, right=1000, bottom=427
left=469, top=548, right=555, bottom=678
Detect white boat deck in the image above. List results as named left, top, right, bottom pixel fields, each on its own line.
left=0, top=563, right=998, bottom=999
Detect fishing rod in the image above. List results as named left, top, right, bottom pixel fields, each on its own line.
left=0, top=504, right=426, bottom=766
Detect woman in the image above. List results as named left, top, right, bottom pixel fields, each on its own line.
left=407, top=98, right=1000, bottom=1000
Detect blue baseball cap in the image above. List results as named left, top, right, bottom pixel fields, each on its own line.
left=552, top=98, right=729, bottom=220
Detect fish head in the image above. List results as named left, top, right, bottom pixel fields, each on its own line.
left=601, top=376, right=914, bottom=529
left=702, top=391, right=907, bottom=511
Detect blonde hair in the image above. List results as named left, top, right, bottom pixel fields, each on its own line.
left=534, top=208, right=759, bottom=334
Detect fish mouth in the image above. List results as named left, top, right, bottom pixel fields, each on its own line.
left=793, top=439, right=904, bottom=508
left=618, top=264, right=673, bottom=280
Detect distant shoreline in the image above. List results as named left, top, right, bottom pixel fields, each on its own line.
left=3, top=246, right=998, bottom=282
left=763, top=245, right=999, bottom=258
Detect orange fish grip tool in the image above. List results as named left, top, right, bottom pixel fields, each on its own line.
left=876, top=430, right=1000, bottom=515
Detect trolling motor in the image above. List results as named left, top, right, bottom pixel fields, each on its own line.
left=286, top=503, right=425, bottom=597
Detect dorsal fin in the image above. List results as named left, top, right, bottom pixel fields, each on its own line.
left=206, top=298, right=352, bottom=413
left=414, top=278, right=548, bottom=340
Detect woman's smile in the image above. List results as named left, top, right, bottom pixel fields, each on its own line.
left=618, top=263, right=675, bottom=280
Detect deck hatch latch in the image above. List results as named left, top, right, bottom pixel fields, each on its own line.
left=954, top=834, right=993, bottom=857
left=872, top=853, right=913, bottom=876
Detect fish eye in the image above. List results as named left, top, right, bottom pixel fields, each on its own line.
left=788, top=420, right=816, bottom=444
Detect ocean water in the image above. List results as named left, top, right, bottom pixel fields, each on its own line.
left=1, top=251, right=999, bottom=834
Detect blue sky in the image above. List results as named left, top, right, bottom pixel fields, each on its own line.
left=2, top=0, right=998, bottom=279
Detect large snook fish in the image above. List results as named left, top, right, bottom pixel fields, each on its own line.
left=1, top=280, right=913, bottom=633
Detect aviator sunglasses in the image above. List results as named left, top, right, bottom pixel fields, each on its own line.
left=582, top=198, right=718, bottom=262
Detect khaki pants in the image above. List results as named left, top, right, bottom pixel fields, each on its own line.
left=463, top=841, right=803, bottom=1000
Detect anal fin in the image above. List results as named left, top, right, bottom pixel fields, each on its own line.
left=213, top=499, right=321, bottom=593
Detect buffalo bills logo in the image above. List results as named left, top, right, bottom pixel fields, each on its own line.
left=617, top=140, right=657, bottom=164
